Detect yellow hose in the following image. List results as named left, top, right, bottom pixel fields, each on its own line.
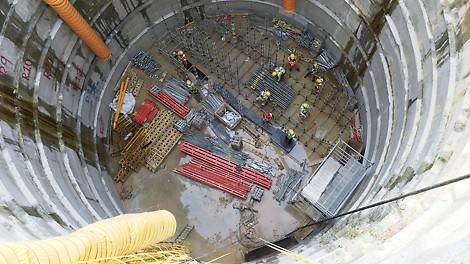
left=43, top=0, right=111, bottom=60
left=0, top=210, right=177, bottom=264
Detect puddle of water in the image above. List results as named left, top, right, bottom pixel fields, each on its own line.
left=179, top=176, right=240, bottom=241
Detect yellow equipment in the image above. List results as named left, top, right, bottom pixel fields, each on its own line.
left=272, top=71, right=278, bottom=76
left=265, top=91, right=271, bottom=97
left=178, top=50, right=184, bottom=56
left=113, top=77, right=130, bottom=129
left=302, top=103, right=310, bottom=109
left=290, top=53, right=295, bottom=59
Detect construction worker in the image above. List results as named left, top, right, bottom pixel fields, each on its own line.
left=186, top=80, right=198, bottom=94
left=255, top=90, right=271, bottom=106
left=305, top=63, right=319, bottom=78
left=272, top=66, right=286, bottom=82
left=299, top=103, right=311, bottom=118
left=286, top=129, right=295, bottom=143
left=176, top=49, right=188, bottom=67
left=287, top=53, right=299, bottom=71
left=263, top=111, right=273, bottom=123
left=314, top=76, right=324, bottom=93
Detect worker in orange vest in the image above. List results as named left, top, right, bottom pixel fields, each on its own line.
left=287, top=53, right=299, bottom=71
left=314, top=75, right=324, bottom=93
left=176, top=49, right=188, bottom=67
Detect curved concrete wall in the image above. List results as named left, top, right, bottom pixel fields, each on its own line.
left=0, top=0, right=469, bottom=261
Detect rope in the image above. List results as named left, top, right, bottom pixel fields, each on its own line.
left=289, top=172, right=470, bottom=235
left=259, top=238, right=315, bottom=264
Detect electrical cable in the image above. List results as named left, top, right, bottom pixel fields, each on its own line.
left=288, top=172, right=470, bottom=236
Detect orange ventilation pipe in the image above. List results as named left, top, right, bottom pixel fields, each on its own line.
left=282, top=0, right=296, bottom=13
left=43, top=0, right=111, bottom=60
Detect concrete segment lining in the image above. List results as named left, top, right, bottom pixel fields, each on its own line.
left=0, top=0, right=469, bottom=262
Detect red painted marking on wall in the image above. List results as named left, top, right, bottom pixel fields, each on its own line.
left=72, top=66, right=84, bottom=91
left=0, top=55, right=12, bottom=75
left=21, top=59, right=33, bottom=80
left=43, top=57, right=54, bottom=80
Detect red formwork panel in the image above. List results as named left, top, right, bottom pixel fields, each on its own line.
left=174, top=167, right=248, bottom=199
left=189, top=158, right=253, bottom=191
left=146, top=105, right=160, bottom=122
left=183, top=162, right=252, bottom=193
left=132, top=99, right=155, bottom=125
left=180, top=142, right=272, bottom=189
left=147, top=89, right=189, bottom=118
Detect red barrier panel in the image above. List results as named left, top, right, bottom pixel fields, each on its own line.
left=180, top=142, right=272, bottom=189
left=174, top=167, right=248, bottom=199
left=132, top=99, right=155, bottom=125
left=148, top=89, right=189, bottom=117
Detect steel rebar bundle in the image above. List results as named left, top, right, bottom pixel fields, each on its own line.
left=248, top=67, right=297, bottom=109
left=185, top=131, right=249, bottom=165
left=162, top=76, right=191, bottom=104
left=132, top=51, right=161, bottom=76
left=202, top=94, right=224, bottom=114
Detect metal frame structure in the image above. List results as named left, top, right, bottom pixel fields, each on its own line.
left=293, top=139, right=373, bottom=219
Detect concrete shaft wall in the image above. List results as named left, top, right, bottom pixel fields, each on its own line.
left=0, top=0, right=469, bottom=261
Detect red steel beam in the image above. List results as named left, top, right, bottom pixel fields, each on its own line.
left=174, top=168, right=248, bottom=199
left=180, top=142, right=272, bottom=189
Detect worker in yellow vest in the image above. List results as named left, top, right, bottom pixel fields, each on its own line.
left=299, top=103, right=311, bottom=118
left=286, top=129, right=295, bottom=142
left=186, top=80, right=198, bottom=94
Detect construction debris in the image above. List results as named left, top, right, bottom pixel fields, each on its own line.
left=272, top=18, right=302, bottom=39
left=215, top=103, right=242, bottom=130
left=230, top=134, right=243, bottom=151
left=185, top=109, right=206, bottom=129
left=131, top=51, right=161, bottom=76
